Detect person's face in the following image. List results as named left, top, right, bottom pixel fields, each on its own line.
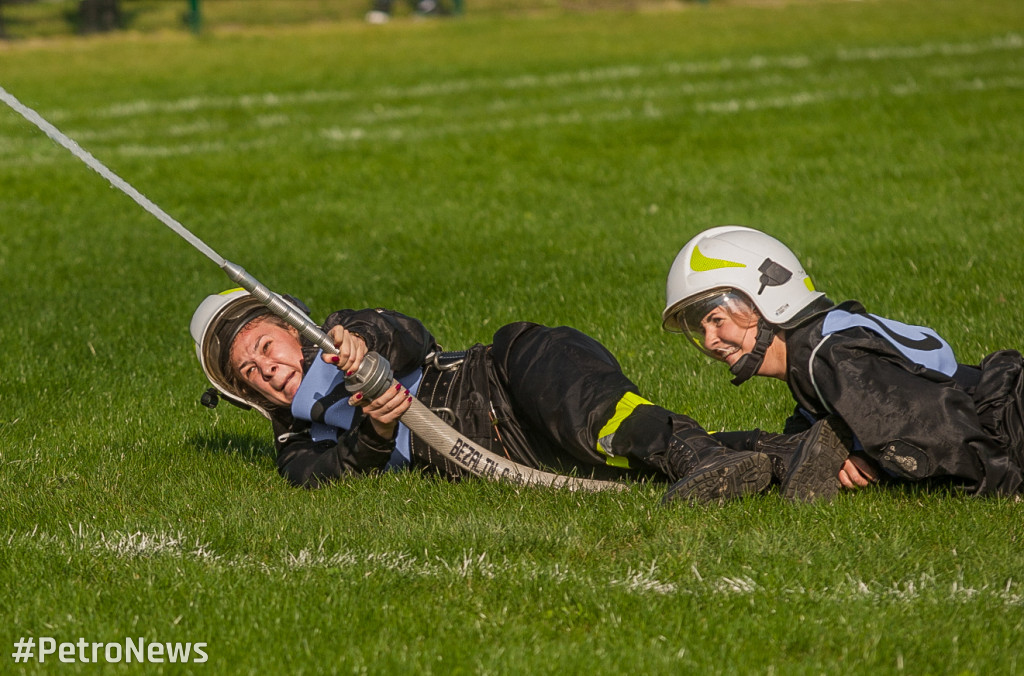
left=229, top=318, right=305, bottom=407
left=697, top=304, right=760, bottom=369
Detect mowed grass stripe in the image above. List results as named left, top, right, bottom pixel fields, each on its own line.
left=29, top=32, right=1024, bottom=121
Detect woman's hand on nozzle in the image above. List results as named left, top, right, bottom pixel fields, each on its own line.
left=322, top=325, right=368, bottom=376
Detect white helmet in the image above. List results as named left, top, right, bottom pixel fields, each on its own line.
left=662, top=226, right=828, bottom=385
left=663, top=225, right=825, bottom=333
left=190, top=288, right=303, bottom=418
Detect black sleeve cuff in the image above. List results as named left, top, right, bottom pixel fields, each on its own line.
left=356, top=417, right=397, bottom=454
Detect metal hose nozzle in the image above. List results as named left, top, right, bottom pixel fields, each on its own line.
left=221, top=261, right=338, bottom=355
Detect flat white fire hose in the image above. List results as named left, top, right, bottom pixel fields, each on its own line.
left=346, top=352, right=627, bottom=492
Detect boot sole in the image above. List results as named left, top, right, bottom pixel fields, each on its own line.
left=662, top=453, right=772, bottom=505
left=781, top=418, right=850, bottom=503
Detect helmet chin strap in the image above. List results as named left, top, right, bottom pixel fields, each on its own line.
left=729, top=320, right=776, bottom=386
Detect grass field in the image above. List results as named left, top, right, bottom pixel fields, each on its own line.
left=2, top=0, right=1024, bottom=673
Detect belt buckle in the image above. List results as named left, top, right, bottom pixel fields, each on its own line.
left=430, top=407, right=457, bottom=424
left=431, top=351, right=464, bottom=371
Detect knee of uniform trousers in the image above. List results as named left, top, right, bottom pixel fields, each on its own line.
left=489, top=321, right=542, bottom=376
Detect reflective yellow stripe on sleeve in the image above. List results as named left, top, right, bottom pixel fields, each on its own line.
left=595, top=391, right=654, bottom=468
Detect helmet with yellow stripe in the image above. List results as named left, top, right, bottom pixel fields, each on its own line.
left=662, top=226, right=828, bottom=384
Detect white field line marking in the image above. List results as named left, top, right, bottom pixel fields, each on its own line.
left=78, top=89, right=357, bottom=121
left=33, top=72, right=790, bottom=147
left=835, top=33, right=1024, bottom=62
left=316, top=73, right=1024, bottom=144
left=8, top=526, right=1024, bottom=605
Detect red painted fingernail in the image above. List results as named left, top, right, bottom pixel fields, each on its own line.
left=407, top=396, right=413, bottom=402
left=346, top=370, right=354, bottom=376
left=404, top=389, right=410, bottom=395
left=355, top=392, right=363, bottom=400
left=330, top=356, right=340, bottom=364
left=395, top=384, right=402, bottom=391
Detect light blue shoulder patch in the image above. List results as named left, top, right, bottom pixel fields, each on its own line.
left=291, top=353, right=422, bottom=469
left=821, top=309, right=957, bottom=377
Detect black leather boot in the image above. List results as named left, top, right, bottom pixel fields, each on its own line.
left=719, top=417, right=854, bottom=492
left=779, top=416, right=853, bottom=502
left=660, top=429, right=772, bottom=505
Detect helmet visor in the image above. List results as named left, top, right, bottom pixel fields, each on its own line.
left=665, top=289, right=760, bottom=358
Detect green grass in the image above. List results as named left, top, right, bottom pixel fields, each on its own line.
left=2, top=0, right=1024, bottom=672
